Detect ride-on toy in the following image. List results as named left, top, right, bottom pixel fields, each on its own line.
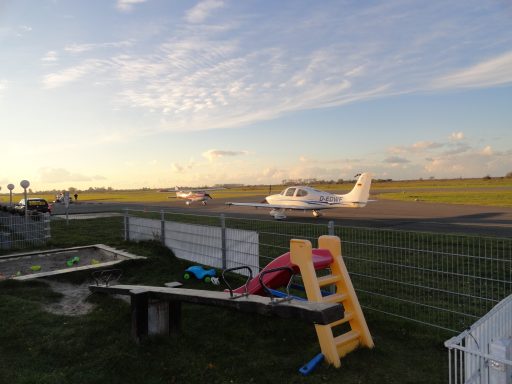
left=183, top=266, right=216, bottom=283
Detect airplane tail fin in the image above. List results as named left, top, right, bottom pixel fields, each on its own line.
left=340, top=173, right=373, bottom=207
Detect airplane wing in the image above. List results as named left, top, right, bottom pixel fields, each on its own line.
left=161, top=187, right=225, bottom=193
left=190, top=187, right=225, bottom=192
left=225, top=202, right=331, bottom=211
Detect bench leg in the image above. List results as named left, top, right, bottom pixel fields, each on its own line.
left=131, top=290, right=149, bottom=343
left=169, top=301, right=182, bottom=335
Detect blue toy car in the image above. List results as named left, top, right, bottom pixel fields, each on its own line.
left=183, top=266, right=216, bottom=283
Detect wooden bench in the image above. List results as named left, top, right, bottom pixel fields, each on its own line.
left=89, top=283, right=344, bottom=343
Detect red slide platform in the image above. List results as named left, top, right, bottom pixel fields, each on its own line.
left=231, top=249, right=333, bottom=296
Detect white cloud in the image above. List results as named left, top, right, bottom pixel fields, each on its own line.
left=171, top=163, right=184, bottom=173
left=42, top=59, right=108, bottom=89
left=185, top=0, right=225, bottom=23
left=116, top=0, right=148, bottom=12
left=411, top=141, right=444, bottom=151
left=441, top=142, right=471, bottom=156
left=423, top=146, right=512, bottom=178
left=41, top=51, right=58, bottom=62
left=202, top=149, right=247, bottom=162
left=383, top=156, right=410, bottom=164
left=0, top=80, right=7, bottom=97
left=65, top=40, right=134, bottom=54
left=481, top=145, right=493, bottom=156
left=390, top=141, right=444, bottom=154
left=432, top=51, right=512, bottom=89
left=450, top=132, right=464, bottom=141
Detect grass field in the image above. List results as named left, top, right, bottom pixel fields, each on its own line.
left=2, top=176, right=511, bottom=208
left=0, top=218, right=451, bottom=384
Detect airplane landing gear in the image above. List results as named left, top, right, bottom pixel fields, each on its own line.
left=186, top=201, right=191, bottom=206
left=312, top=210, right=322, bottom=218
left=270, top=209, right=287, bottom=220
left=202, top=200, right=207, bottom=206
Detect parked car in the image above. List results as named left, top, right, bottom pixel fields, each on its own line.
left=14, top=198, right=52, bottom=215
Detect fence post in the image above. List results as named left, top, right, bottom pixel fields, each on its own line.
left=328, top=220, right=335, bottom=236
left=220, top=213, right=227, bottom=269
left=45, top=213, right=51, bottom=242
left=124, top=209, right=130, bottom=241
left=160, top=210, right=165, bottom=246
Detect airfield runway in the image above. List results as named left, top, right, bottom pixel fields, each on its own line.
left=51, top=195, right=512, bottom=238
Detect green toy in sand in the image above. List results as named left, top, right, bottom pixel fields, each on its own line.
left=66, top=256, right=80, bottom=267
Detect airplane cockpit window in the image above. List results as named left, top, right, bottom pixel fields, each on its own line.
left=285, top=188, right=296, bottom=197
left=296, top=189, right=308, bottom=197
left=280, top=190, right=286, bottom=195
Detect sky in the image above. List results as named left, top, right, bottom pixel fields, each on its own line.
left=1, top=0, right=512, bottom=191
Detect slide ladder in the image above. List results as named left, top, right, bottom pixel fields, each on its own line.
left=290, top=236, right=374, bottom=368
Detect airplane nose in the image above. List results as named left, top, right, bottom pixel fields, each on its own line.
left=260, top=198, right=268, bottom=204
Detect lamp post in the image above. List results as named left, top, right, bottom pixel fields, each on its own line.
left=7, top=184, right=14, bottom=207
left=20, top=180, right=30, bottom=218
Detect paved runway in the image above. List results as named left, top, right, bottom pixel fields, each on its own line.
left=50, top=195, right=512, bottom=238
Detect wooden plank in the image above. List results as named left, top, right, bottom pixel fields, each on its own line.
left=164, top=282, right=184, bottom=288
left=89, top=284, right=343, bottom=325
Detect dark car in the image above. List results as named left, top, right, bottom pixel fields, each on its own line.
left=14, top=198, right=52, bottom=215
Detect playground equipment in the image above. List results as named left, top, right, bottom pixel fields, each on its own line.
left=66, top=256, right=80, bottom=267
left=231, top=235, right=374, bottom=369
left=183, top=265, right=216, bottom=283
left=88, top=235, right=371, bottom=372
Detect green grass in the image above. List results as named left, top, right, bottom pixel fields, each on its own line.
left=2, top=176, right=510, bottom=207
left=377, top=190, right=512, bottom=207
left=0, top=218, right=453, bottom=383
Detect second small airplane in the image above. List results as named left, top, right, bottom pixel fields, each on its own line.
left=226, top=173, right=373, bottom=220
left=164, top=186, right=223, bottom=206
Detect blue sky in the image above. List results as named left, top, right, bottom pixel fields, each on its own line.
left=1, top=0, right=511, bottom=191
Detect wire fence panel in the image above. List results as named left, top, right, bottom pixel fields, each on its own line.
left=335, top=227, right=512, bottom=332
left=0, top=213, right=51, bottom=252
left=125, top=212, right=259, bottom=276
left=122, top=209, right=511, bottom=332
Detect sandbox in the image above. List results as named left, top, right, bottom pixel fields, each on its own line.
left=0, top=244, right=145, bottom=281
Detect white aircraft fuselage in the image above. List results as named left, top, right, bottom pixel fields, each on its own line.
left=265, top=188, right=366, bottom=208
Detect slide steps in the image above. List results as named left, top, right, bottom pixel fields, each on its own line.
left=290, top=236, right=374, bottom=368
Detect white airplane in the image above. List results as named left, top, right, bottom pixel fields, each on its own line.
left=226, top=173, right=373, bottom=219
left=164, top=186, right=223, bottom=206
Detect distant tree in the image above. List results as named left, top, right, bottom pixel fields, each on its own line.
left=68, top=187, right=77, bottom=194
left=506, top=171, right=512, bottom=178
left=483, top=174, right=492, bottom=180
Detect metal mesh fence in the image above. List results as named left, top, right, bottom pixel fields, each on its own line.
left=336, top=227, right=512, bottom=332
left=123, top=209, right=511, bottom=332
left=0, top=213, right=51, bottom=252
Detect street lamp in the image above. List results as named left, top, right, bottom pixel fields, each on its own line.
left=20, top=180, right=30, bottom=218
left=7, top=184, right=14, bottom=207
